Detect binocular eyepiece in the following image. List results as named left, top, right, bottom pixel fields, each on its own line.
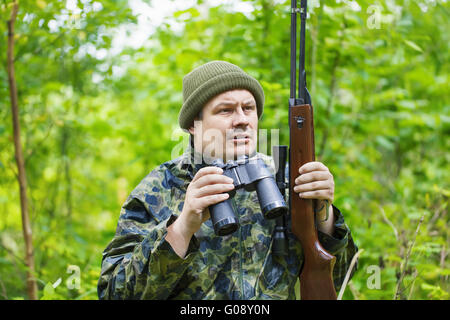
left=208, top=155, right=288, bottom=236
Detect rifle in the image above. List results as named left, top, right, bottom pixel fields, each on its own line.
left=288, top=0, right=337, bottom=300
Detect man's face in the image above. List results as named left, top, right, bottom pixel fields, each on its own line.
left=189, top=89, right=258, bottom=162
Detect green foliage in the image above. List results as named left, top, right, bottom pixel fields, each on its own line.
left=0, top=0, right=448, bottom=300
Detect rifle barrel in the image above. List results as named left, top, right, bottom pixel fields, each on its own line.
left=290, top=0, right=297, bottom=103
left=298, top=0, right=307, bottom=104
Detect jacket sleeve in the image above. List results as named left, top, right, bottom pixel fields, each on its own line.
left=317, top=204, right=358, bottom=292
left=97, top=168, right=199, bottom=300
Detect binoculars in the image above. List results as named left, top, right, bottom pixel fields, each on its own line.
left=209, top=155, right=288, bottom=236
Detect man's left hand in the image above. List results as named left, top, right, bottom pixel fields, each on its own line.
left=293, top=161, right=334, bottom=225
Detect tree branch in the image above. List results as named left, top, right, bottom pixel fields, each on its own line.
left=394, top=214, right=425, bottom=300
left=337, top=248, right=364, bottom=300
left=379, top=205, right=399, bottom=240
left=7, top=0, right=38, bottom=300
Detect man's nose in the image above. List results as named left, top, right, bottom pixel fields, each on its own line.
left=232, top=107, right=249, bottom=127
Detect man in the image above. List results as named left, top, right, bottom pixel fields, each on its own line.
left=98, top=61, right=357, bottom=300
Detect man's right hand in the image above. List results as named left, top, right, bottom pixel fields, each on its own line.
left=166, top=166, right=235, bottom=258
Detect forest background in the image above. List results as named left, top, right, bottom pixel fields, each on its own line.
left=0, top=0, right=448, bottom=300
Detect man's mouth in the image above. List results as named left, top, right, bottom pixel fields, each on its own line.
left=230, top=134, right=250, bottom=142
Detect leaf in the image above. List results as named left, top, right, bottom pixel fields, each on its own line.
left=375, top=136, right=395, bottom=151
left=0, top=233, right=19, bottom=255
left=41, top=283, right=56, bottom=300
left=404, top=40, right=423, bottom=53
left=36, top=0, right=47, bottom=9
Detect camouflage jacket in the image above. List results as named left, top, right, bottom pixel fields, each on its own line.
left=98, top=145, right=358, bottom=300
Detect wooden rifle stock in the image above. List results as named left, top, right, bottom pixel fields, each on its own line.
left=289, top=103, right=337, bottom=300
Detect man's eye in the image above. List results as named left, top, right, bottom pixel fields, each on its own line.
left=245, top=105, right=255, bottom=111
left=220, top=109, right=232, bottom=113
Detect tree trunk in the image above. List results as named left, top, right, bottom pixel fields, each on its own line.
left=7, top=1, right=38, bottom=300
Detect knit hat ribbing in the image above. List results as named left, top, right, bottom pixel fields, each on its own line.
left=178, top=61, right=265, bottom=130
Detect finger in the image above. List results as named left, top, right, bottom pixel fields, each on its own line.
left=293, top=180, right=331, bottom=193
left=298, top=190, right=333, bottom=201
left=195, top=173, right=234, bottom=188
left=197, top=193, right=230, bottom=209
left=298, top=162, right=329, bottom=174
left=295, top=171, right=332, bottom=185
left=196, top=183, right=235, bottom=197
left=192, top=166, right=224, bottom=183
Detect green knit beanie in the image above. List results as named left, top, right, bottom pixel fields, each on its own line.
left=178, top=60, right=265, bottom=130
